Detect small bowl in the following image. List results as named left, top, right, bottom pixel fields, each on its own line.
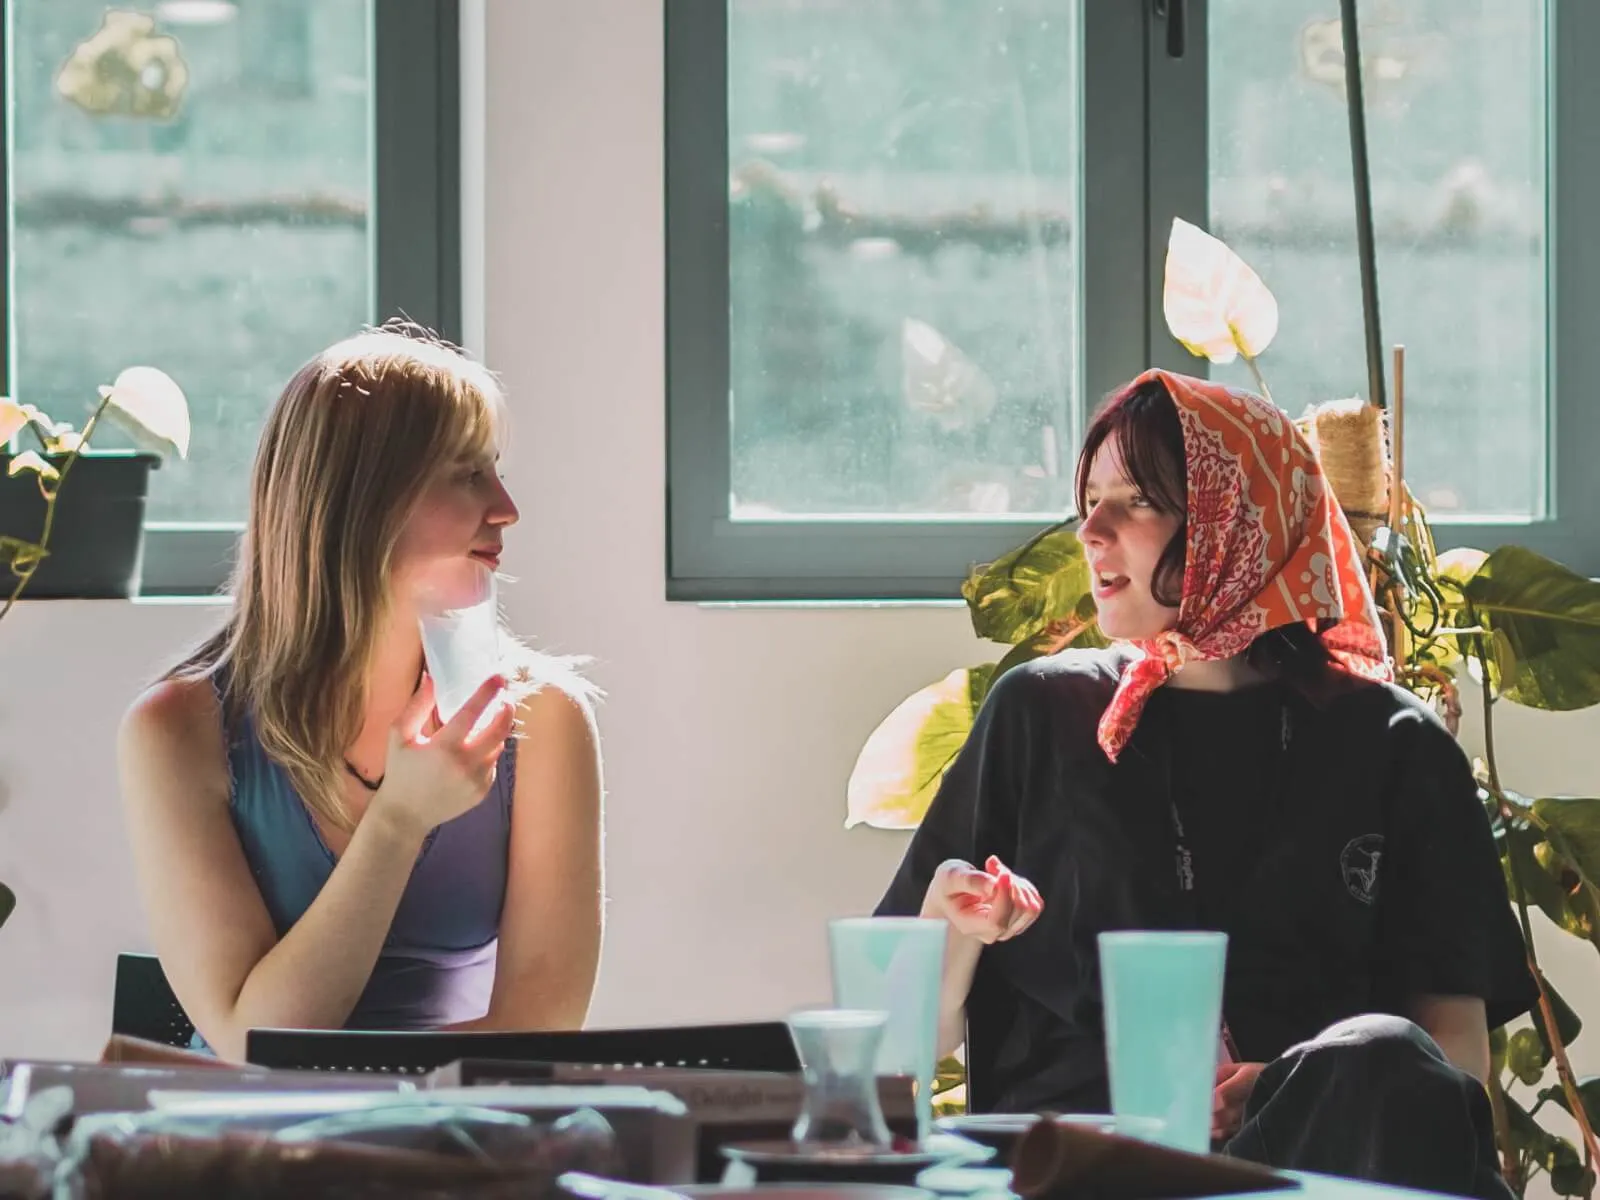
left=720, top=1135, right=989, bottom=1186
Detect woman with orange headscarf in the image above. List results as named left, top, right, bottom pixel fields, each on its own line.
left=878, top=371, right=1533, bottom=1198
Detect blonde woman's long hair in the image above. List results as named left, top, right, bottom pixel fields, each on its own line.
left=173, top=326, right=587, bottom=832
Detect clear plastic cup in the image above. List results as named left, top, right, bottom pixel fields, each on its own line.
left=828, top=916, right=946, bottom=1143
left=1097, top=930, right=1228, bottom=1155
left=416, top=561, right=501, bottom=724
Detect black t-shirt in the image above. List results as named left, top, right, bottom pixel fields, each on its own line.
left=875, top=647, right=1537, bottom=1115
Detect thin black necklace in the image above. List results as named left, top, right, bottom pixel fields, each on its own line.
left=344, top=760, right=383, bottom=791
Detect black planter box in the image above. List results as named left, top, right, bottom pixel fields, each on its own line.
left=0, top=450, right=160, bottom=599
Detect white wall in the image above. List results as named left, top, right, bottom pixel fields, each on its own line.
left=0, top=0, right=1596, bottom=1073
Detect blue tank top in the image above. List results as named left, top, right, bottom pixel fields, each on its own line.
left=217, top=685, right=515, bottom=1030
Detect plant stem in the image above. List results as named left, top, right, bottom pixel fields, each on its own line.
left=1241, top=352, right=1273, bottom=404
left=1488, top=1072, right=1523, bottom=1192
left=0, top=393, right=113, bottom=623
left=1477, top=630, right=1600, bottom=1183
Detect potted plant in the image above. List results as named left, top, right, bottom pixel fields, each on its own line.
left=1, top=366, right=188, bottom=936
left=0, top=365, right=189, bottom=609
left=847, top=221, right=1600, bottom=1196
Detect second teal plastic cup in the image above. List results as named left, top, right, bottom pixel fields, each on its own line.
left=828, top=916, right=946, bottom=1142
left=1097, top=930, right=1228, bottom=1155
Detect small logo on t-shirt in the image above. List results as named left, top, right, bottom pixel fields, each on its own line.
left=1340, top=834, right=1385, bottom=905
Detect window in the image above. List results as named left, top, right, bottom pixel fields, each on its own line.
left=4, top=0, right=459, bottom=595
left=667, top=0, right=1596, bottom=600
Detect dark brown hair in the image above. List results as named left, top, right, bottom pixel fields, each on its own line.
left=1075, top=378, right=1188, bottom=606
left=1075, top=376, right=1334, bottom=682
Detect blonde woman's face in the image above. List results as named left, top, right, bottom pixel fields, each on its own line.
left=391, top=449, right=518, bottom=609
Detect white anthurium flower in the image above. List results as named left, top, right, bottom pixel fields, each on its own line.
left=1163, top=216, right=1279, bottom=364
left=100, top=366, right=190, bottom=459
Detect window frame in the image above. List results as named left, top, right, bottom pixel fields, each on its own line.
left=666, top=0, right=1598, bottom=602
left=1, top=0, right=462, bottom=597
left=665, top=0, right=1150, bottom=602
left=1151, top=0, right=1599, bottom=579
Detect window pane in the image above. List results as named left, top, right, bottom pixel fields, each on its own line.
left=727, top=0, right=1080, bottom=520
left=11, top=0, right=372, bottom=524
left=1208, top=0, right=1547, bottom=520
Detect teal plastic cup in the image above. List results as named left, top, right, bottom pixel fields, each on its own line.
left=828, top=916, right=946, bottom=1141
left=1097, top=930, right=1228, bottom=1154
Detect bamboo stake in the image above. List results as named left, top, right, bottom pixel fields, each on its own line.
left=1388, top=345, right=1405, bottom=532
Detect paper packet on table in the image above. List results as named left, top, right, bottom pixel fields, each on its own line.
left=0, top=1085, right=636, bottom=1200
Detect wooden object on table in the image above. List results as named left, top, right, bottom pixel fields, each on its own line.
left=98, top=1034, right=229, bottom=1067
left=427, top=1061, right=916, bottom=1183
left=1011, top=1116, right=1297, bottom=1200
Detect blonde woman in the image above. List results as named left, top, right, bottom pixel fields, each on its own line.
left=118, top=328, right=603, bottom=1061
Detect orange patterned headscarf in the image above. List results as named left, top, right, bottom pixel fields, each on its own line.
left=1096, top=369, right=1392, bottom=761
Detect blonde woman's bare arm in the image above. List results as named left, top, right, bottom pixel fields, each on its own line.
left=459, top=684, right=604, bottom=1031
left=118, top=674, right=512, bottom=1059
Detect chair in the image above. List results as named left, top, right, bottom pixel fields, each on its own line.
left=245, top=1020, right=801, bottom=1076
left=111, top=952, right=196, bottom=1048
left=960, top=964, right=1010, bottom=1113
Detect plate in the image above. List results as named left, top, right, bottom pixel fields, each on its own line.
left=933, top=1113, right=1156, bottom=1157
left=721, top=1136, right=991, bottom=1186
left=681, top=1187, right=931, bottom=1200
left=932, top=1114, right=1042, bottom=1154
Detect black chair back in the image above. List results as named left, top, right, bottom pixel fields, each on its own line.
left=112, top=952, right=196, bottom=1048
left=246, top=1020, right=800, bottom=1075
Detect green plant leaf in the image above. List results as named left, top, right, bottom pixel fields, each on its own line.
left=962, top=523, right=1095, bottom=647
left=1552, top=1159, right=1596, bottom=1198
left=991, top=606, right=1109, bottom=680
left=0, top=399, right=26, bottom=443
left=0, top=882, right=12, bottom=930
left=1504, top=820, right=1600, bottom=950
left=1463, top=545, right=1600, bottom=711
left=1527, top=836, right=1600, bottom=954
left=1538, top=1077, right=1600, bottom=1135
left=1545, top=980, right=1584, bottom=1049
left=1504, top=1093, right=1588, bottom=1193
left=0, top=535, right=48, bottom=575
left=1405, top=546, right=1488, bottom=674
left=1532, top=797, right=1600, bottom=895
left=1508, top=1027, right=1551, bottom=1086
left=7, top=449, right=60, bottom=485
left=933, top=1054, right=966, bottom=1096
left=845, top=664, right=996, bottom=830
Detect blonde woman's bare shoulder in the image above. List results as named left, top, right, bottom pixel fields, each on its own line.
left=513, top=675, right=599, bottom=744
left=119, top=674, right=232, bottom=810
left=123, top=673, right=222, bottom=737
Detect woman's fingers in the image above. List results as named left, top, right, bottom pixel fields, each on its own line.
left=992, top=874, right=1036, bottom=940
left=1215, top=1062, right=1264, bottom=1103
left=943, top=858, right=1044, bottom=943
left=437, top=674, right=508, bottom=743
left=396, top=674, right=437, bottom=741
left=1011, top=875, right=1044, bottom=913
left=463, top=695, right=517, bottom=758
left=1212, top=1104, right=1244, bottom=1141
left=990, top=869, right=1043, bottom=940
left=1211, top=1063, right=1264, bottom=1140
